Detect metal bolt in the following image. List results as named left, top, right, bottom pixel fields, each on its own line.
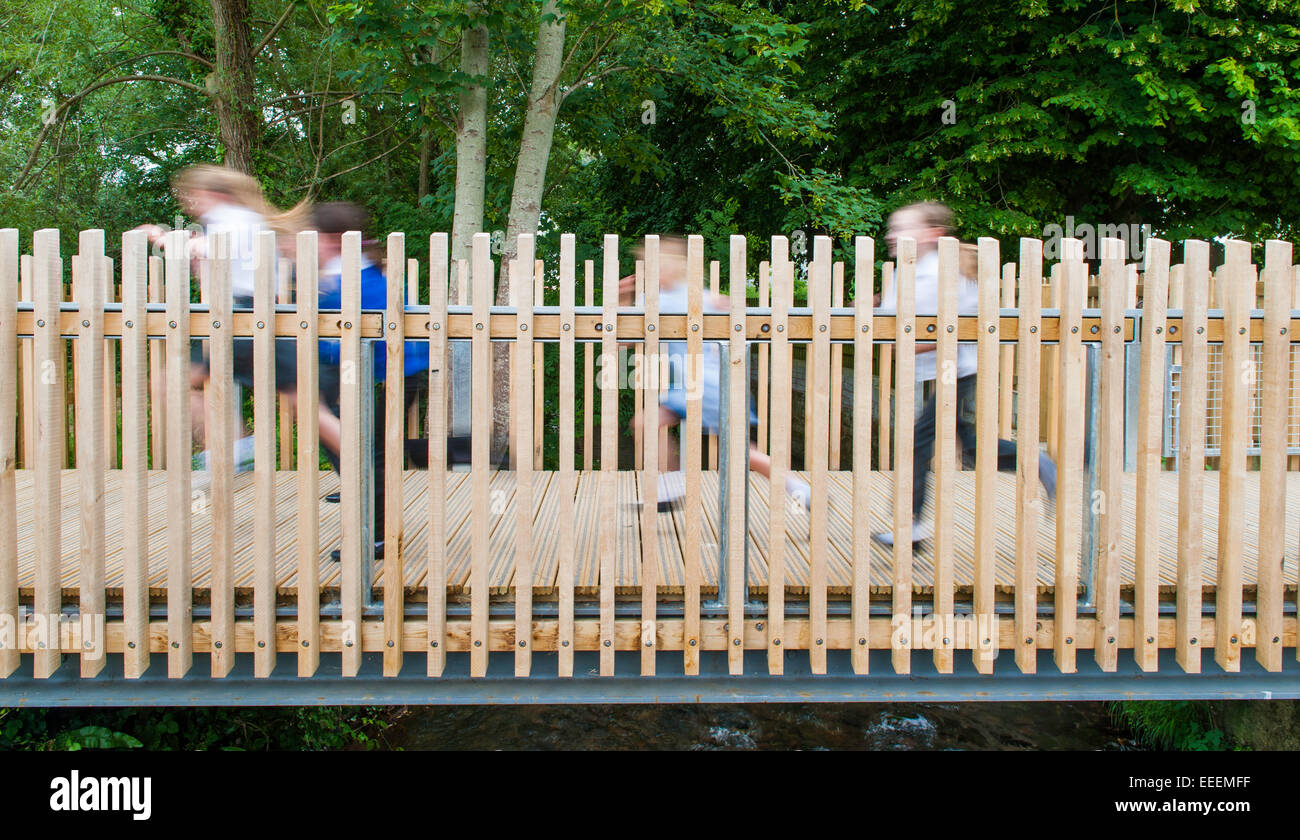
left=81, top=319, right=90, bottom=328
left=1025, top=637, right=1033, bottom=645
left=257, top=641, right=265, bottom=648
left=212, top=320, right=221, bottom=329
left=859, top=638, right=867, bottom=646
left=346, top=640, right=354, bottom=648
left=343, top=321, right=352, bottom=329
left=387, top=640, right=395, bottom=648
left=603, top=639, right=611, bottom=647
left=1146, top=636, right=1155, bottom=644
left=520, top=323, right=528, bottom=332
left=900, top=638, right=908, bottom=646
left=301, top=640, right=309, bottom=647
left=518, top=640, right=526, bottom=648
left=1239, top=327, right=1246, bottom=335
left=946, top=324, right=954, bottom=333
left=1030, top=325, right=1038, bottom=334
left=36, top=319, right=45, bottom=328
left=388, top=321, right=397, bottom=330
left=689, top=639, right=697, bottom=647
left=736, top=323, right=744, bottom=332
left=647, top=323, right=654, bottom=332
left=1196, top=326, right=1204, bottom=334
left=927, top=324, right=936, bottom=333
left=733, top=638, right=741, bottom=646
left=942, top=637, right=950, bottom=645
left=773, top=639, right=780, bottom=646
left=988, top=325, right=996, bottom=333
left=476, top=322, right=484, bottom=330
left=1282, top=327, right=1289, bottom=335
left=214, top=641, right=222, bottom=650
left=125, top=320, right=134, bottom=328
left=1230, top=635, right=1238, bottom=645
left=755, top=622, right=764, bottom=631
left=691, top=324, right=699, bottom=332
left=562, top=323, right=570, bottom=331
left=904, top=325, right=912, bottom=333
left=256, top=320, right=265, bottom=329
left=431, top=641, right=439, bottom=648
left=1065, top=637, right=1073, bottom=645
left=760, top=324, right=769, bottom=333
left=300, top=320, right=308, bottom=329
left=127, top=641, right=136, bottom=649
left=474, top=640, right=482, bottom=647
left=861, top=325, right=869, bottom=333
left=1113, top=325, right=1121, bottom=334
left=171, top=641, right=179, bottom=649
left=1089, top=325, right=1098, bottom=334
left=432, top=322, right=441, bottom=330
left=982, top=638, right=990, bottom=646
left=1273, top=636, right=1280, bottom=644
left=776, top=324, right=784, bottom=332
left=170, top=320, right=178, bottom=329
left=37, top=642, right=44, bottom=649
left=1036, top=621, right=1042, bottom=630
left=816, top=638, right=824, bottom=646
left=1107, top=636, right=1115, bottom=644
left=1071, top=326, right=1079, bottom=334
left=561, top=640, right=569, bottom=647
left=1155, top=326, right=1162, bottom=334
left=605, top=323, right=613, bottom=332
left=1191, top=637, right=1198, bottom=645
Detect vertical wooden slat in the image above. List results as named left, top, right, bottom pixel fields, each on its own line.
left=808, top=238, right=832, bottom=674
left=558, top=235, right=577, bottom=676
left=932, top=238, right=959, bottom=675
left=277, top=257, right=294, bottom=469
left=407, top=257, right=420, bottom=439
left=1095, top=237, right=1126, bottom=672
left=634, top=260, right=644, bottom=471
left=34, top=230, right=64, bottom=678
left=1133, top=238, right=1170, bottom=672
left=0, top=229, right=18, bottom=678
left=583, top=259, right=594, bottom=473
left=1054, top=238, right=1085, bottom=674
left=999, top=263, right=1016, bottom=438
left=163, top=228, right=192, bottom=679
left=708, top=259, right=719, bottom=472
left=851, top=237, right=874, bottom=675
left=384, top=233, right=407, bottom=676
left=1014, top=238, right=1043, bottom=673
left=119, top=233, right=150, bottom=678
left=892, top=237, right=916, bottom=675
left=878, top=262, right=894, bottom=470
left=148, top=256, right=166, bottom=470
left=533, top=258, right=545, bottom=472
left=514, top=236, right=536, bottom=677
left=470, top=233, right=491, bottom=677
left=757, top=259, right=770, bottom=455
left=74, top=234, right=107, bottom=679
left=340, top=232, right=364, bottom=677
left=295, top=231, right=321, bottom=677
left=767, top=237, right=791, bottom=675
left=829, top=261, right=844, bottom=470
left=727, top=235, right=749, bottom=675
left=207, top=231, right=235, bottom=678
left=973, top=237, right=1001, bottom=674
left=1177, top=240, right=1209, bottom=673
left=19, top=254, right=34, bottom=470
left=1258, top=240, right=1291, bottom=671
left=427, top=233, right=449, bottom=677
left=599, top=235, right=619, bottom=676
left=640, top=237, right=660, bottom=676
left=683, top=236, right=705, bottom=675
left=252, top=231, right=276, bottom=678
left=102, top=257, right=118, bottom=470
left=1215, top=240, right=1251, bottom=672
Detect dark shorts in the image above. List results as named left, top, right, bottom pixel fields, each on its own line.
left=191, top=337, right=300, bottom=391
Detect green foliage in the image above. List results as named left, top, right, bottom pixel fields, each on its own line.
left=0, top=705, right=401, bottom=751
left=1110, top=701, right=1229, bottom=751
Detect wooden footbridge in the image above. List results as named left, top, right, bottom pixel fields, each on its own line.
left=2, top=227, right=1300, bottom=704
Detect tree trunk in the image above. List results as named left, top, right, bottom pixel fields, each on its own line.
left=450, top=17, right=490, bottom=284
left=491, top=0, right=568, bottom=457
left=418, top=127, right=434, bottom=202
left=209, top=0, right=258, bottom=174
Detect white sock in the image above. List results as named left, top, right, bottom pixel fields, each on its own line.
left=785, top=475, right=811, bottom=509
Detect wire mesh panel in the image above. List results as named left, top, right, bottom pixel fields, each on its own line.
left=1166, top=343, right=1281, bottom=458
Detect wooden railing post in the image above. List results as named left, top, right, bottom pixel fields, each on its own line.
left=891, top=237, right=916, bottom=675
left=426, top=232, right=449, bottom=677
left=252, top=231, right=277, bottom=678
left=1176, top=239, right=1210, bottom=674
left=163, top=228, right=192, bottom=679
left=0, top=228, right=18, bottom=679
left=384, top=232, right=407, bottom=677
left=557, top=235, right=576, bottom=676
left=295, top=230, right=321, bottom=677
left=1258, top=239, right=1292, bottom=672
left=75, top=231, right=107, bottom=679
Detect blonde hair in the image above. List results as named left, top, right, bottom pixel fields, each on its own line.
left=171, top=164, right=312, bottom=243
left=893, top=200, right=977, bottom=280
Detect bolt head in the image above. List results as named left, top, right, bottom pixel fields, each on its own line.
left=474, top=639, right=482, bottom=647
left=603, top=639, right=611, bottom=647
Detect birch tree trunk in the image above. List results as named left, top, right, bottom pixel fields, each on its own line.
left=491, top=0, right=568, bottom=456
left=451, top=16, right=490, bottom=281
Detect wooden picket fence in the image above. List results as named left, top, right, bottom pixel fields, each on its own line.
left=0, top=228, right=1297, bottom=682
